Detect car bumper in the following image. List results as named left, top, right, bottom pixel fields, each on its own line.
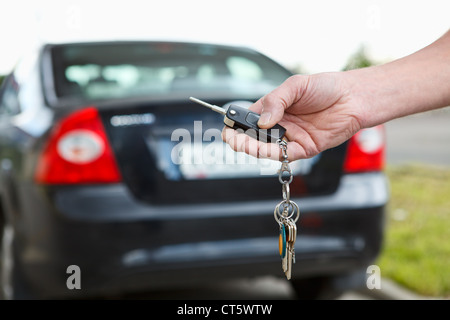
left=19, top=172, right=388, bottom=298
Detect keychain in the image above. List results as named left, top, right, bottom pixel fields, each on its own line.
left=190, top=97, right=299, bottom=280
left=274, top=138, right=299, bottom=280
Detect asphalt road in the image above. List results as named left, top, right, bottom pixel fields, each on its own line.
left=121, top=275, right=425, bottom=300
left=385, top=107, right=450, bottom=166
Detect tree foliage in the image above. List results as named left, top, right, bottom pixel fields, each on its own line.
left=342, top=45, right=376, bottom=71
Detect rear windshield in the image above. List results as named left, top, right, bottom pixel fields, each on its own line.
left=49, top=42, right=291, bottom=102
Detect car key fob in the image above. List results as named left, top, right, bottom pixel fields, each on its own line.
left=190, top=97, right=286, bottom=142
left=224, top=105, right=286, bottom=141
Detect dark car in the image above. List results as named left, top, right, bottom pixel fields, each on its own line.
left=0, top=41, right=388, bottom=299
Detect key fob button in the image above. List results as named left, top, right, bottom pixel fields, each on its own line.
left=227, top=107, right=240, bottom=118
left=245, top=112, right=260, bottom=127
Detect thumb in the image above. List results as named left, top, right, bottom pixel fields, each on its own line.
left=257, top=75, right=306, bottom=128
left=257, top=94, right=284, bottom=128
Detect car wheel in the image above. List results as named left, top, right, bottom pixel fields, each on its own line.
left=0, top=221, right=32, bottom=300
left=290, top=276, right=345, bottom=300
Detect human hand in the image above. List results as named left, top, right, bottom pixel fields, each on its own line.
left=222, top=73, right=365, bottom=161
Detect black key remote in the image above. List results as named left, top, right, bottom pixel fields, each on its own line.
left=190, top=97, right=286, bottom=142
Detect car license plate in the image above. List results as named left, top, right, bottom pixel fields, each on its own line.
left=160, top=141, right=316, bottom=181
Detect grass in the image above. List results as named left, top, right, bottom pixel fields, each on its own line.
left=377, top=164, right=450, bottom=298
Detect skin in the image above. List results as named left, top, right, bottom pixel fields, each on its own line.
left=222, top=29, right=450, bottom=161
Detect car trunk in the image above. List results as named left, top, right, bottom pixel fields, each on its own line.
left=97, top=98, right=347, bottom=205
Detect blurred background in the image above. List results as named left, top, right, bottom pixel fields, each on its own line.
left=0, top=0, right=448, bottom=299
left=1, top=0, right=449, bottom=75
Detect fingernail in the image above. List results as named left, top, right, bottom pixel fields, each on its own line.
left=259, top=112, right=271, bottom=126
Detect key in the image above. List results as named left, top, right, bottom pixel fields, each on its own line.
left=286, top=245, right=293, bottom=280
left=284, top=222, right=289, bottom=277
left=279, top=223, right=286, bottom=259
left=285, top=221, right=293, bottom=280
left=286, top=219, right=296, bottom=265
left=282, top=223, right=289, bottom=272
left=284, top=221, right=293, bottom=278
left=279, top=223, right=287, bottom=272
left=283, top=219, right=298, bottom=280
left=291, top=222, right=297, bottom=266
left=286, top=220, right=293, bottom=243
left=189, top=97, right=286, bottom=142
left=287, top=219, right=296, bottom=245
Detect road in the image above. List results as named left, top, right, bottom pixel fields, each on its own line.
left=121, top=275, right=425, bottom=300
left=385, top=107, right=450, bottom=166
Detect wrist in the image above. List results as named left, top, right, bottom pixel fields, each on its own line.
left=343, top=66, right=396, bottom=129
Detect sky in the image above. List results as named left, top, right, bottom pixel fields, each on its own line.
left=0, top=0, right=449, bottom=75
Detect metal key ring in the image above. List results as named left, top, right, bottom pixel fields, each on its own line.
left=273, top=205, right=284, bottom=225
left=288, top=201, right=300, bottom=223
left=276, top=200, right=295, bottom=221
left=273, top=199, right=300, bottom=224
left=279, top=200, right=298, bottom=221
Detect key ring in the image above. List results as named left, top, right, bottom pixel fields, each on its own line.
left=273, top=199, right=300, bottom=224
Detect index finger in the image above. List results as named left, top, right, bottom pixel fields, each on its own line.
left=221, top=126, right=282, bottom=161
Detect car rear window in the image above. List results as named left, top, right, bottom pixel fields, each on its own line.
left=49, top=42, right=291, bottom=101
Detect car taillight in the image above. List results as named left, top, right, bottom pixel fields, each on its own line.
left=343, top=125, right=385, bottom=173
left=35, top=107, right=122, bottom=184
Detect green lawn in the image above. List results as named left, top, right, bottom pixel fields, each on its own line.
left=377, top=164, right=450, bottom=298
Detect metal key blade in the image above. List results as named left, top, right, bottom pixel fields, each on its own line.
left=286, top=247, right=292, bottom=280
left=189, top=97, right=226, bottom=116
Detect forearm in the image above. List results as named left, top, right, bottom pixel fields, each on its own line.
left=347, top=29, right=450, bottom=129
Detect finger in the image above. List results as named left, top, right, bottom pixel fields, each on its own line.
left=248, top=97, right=263, bottom=113
left=222, top=127, right=283, bottom=161
left=281, top=117, right=321, bottom=160
left=257, top=141, right=284, bottom=161
left=285, top=141, right=309, bottom=161
left=222, top=127, right=260, bottom=158
left=258, top=75, right=309, bottom=129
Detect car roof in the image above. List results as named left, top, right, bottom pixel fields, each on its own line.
left=42, top=40, right=258, bottom=54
